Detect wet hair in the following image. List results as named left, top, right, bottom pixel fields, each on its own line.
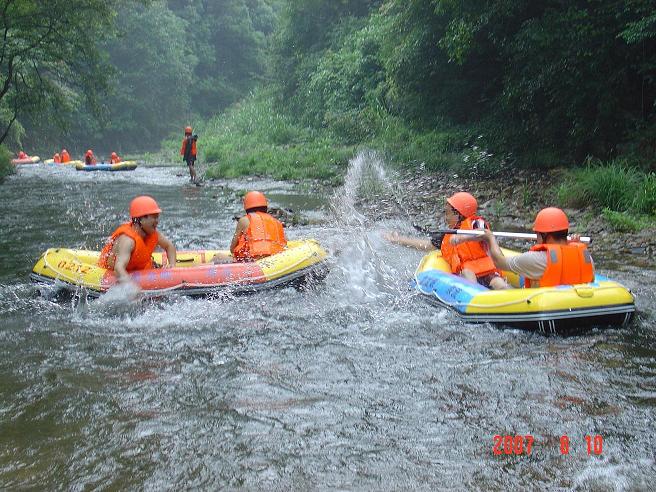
left=245, top=206, right=268, bottom=214
left=550, top=230, right=569, bottom=241
left=540, top=230, right=568, bottom=242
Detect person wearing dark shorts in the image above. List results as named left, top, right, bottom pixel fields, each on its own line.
left=180, top=125, right=198, bottom=184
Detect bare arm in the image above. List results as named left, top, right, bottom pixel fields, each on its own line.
left=113, top=235, right=136, bottom=283
left=482, top=229, right=511, bottom=271
left=157, top=232, right=176, bottom=267
left=383, top=231, right=435, bottom=251
left=230, top=216, right=250, bottom=253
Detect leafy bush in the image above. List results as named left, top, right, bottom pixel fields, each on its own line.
left=601, top=208, right=648, bottom=233
left=0, top=145, right=13, bottom=180
left=632, top=173, right=656, bottom=215
left=556, top=160, right=642, bottom=211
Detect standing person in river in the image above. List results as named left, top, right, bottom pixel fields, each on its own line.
left=481, top=207, right=594, bottom=287
left=385, top=192, right=508, bottom=290
left=98, top=196, right=177, bottom=284
left=180, top=125, right=198, bottom=184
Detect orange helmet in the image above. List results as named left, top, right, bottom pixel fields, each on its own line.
left=85, top=149, right=93, bottom=156
left=111, top=152, right=118, bottom=158
left=129, top=196, right=162, bottom=219
left=185, top=126, right=192, bottom=135
left=533, top=207, right=569, bottom=233
left=243, top=191, right=268, bottom=211
left=447, top=192, right=477, bottom=218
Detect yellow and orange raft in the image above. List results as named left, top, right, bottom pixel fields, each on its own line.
left=414, top=248, right=635, bottom=334
left=31, top=240, right=328, bottom=297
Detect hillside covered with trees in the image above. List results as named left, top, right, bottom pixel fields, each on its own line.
left=2, top=0, right=655, bottom=191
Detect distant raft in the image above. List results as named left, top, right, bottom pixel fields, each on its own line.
left=75, top=161, right=138, bottom=172
left=414, top=249, right=635, bottom=335
left=11, top=156, right=40, bottom=165
left=43, top=159, right=83, bottom=165
left=31, top=239, right=329, bottom=298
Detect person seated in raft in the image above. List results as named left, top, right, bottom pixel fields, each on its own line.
left=385, top=192, right=509, bottom=290
left=84, top=149, right=97, bottom=165
left=17, top=151, right=28, bottom=159
left=52, top=153, right=61, bottom=163
left=481, top=207, right=594, bottom=288
left=109, top=151, right=122, bottom=164
left=60, top=149, right=71, bottom=163
left=98, top=196, right=177, bottom=283
left=212, top=191, right=287, bottom=264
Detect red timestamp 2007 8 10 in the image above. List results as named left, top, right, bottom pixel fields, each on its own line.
left=492, top=435, right=604, bottom=456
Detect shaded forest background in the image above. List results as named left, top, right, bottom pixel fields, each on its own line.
left=2, top=0, right=655, bottom=174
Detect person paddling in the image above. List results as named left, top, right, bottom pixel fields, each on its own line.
left=60, top=149, right=71, bottom=163
left=385, top=192, right=508, bottom=289
left=98, top=196, right=177, bottom=283
left=481, top=207, right=594, bottom=287
left=212, top=191, right=287, bottom=264
left=110, top=151, right=122, bottom=164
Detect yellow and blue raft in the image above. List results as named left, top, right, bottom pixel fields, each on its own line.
left=414, top=249, right=635, bottom=334
left=75, top=161, right=138, bottom=172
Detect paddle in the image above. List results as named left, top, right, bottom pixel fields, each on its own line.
left=437, top=229, right=592, bottom=244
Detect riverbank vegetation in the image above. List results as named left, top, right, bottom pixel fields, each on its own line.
left=0, top=146, right=12, bottom=180
left=4, top=0, right=655, bottom=226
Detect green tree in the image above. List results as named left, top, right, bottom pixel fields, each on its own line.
left=0, top=0, right=122, bottom=146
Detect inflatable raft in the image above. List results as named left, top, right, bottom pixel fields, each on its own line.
left=43, top=159, right=82, bottom=165
left=11, top=156, right=40, bottom=165
left=414, top=249, right=635, bottom=334
left=31, top=239, right=328, bottom=298
left=75, top=161, right=138, bottom=172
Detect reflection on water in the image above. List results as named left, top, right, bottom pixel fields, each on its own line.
left=0, top=156, right=655, bottom=488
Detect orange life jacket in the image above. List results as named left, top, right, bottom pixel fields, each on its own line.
left=98, top=223, right=159, bottom=272
left=525, top=242, right=594, bottom=288
left=53, top=154, right=61, bottom=163
left=180, top=137, right=197, bottom=159
left=233, top=212, right=287, bottom=261
left=440, top=217, right=498, bottom=277
left=61, top=151, right=70, bottom=163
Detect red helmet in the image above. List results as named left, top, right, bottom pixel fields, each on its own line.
left=447, top=192, right=477, bottom=218
left=185, top=126, right=192, bottom=135
left=129, top=196, right=162, bottom=219
left=533, top=207, right=569, bottom=233
left=243, top=191, right=268, bottom=211
left=85, top=149, right=93, bottom=157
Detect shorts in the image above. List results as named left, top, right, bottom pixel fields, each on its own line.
left=185, top=158, right=196, bottom=167
left=477, top=272, right=501, bottom=288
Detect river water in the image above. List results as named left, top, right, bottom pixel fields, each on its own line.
left=0, top=155, right=654, bottom=490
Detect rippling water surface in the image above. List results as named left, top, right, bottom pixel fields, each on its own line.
left=0, top=157, right=655, bottom=489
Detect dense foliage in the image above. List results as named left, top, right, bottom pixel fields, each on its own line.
left=5, top=0, right=655, bottom=171
left=12, top=0, right=280, bottom=154
left=269, top=0, right=656, bottom=166
left=0, top=0, right=120, bottom=147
